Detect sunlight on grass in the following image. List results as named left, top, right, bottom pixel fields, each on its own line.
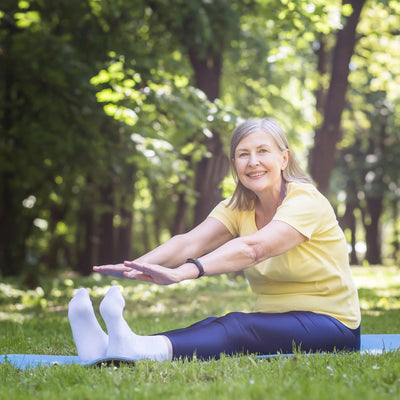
left=352, top=267, right=400, bottom=314
left=1, top=267, right=400, bottom=324
left=1, top=267, right=400, bottom=400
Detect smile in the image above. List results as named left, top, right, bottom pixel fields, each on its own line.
left=247, top=172, right=267, bottom=178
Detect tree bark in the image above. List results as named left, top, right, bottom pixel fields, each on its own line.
left=170, top=191, right=188, bottom=235
left=193, top=134, right=230, bottom=225
left=309, top=0, right=366, bottom=195
left=188, top=51, right=230, bottom=225
left=339, top=198, right=359, bottom=265
left=364, top=196, right=383, bottom=264
left=116, top=205, right=133, bottom=261
left=76, top=206, right=95, bottom=275
left=391, top=198, right=400, bottom=262
left=97, top=181, right=116, bottom=264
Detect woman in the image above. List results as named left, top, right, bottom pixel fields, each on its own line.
left=68, top=118, right=361, bottom=363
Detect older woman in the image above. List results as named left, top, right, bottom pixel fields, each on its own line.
left=69, top=118, right=361, bottom=362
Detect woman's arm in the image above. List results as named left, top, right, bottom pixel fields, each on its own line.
left=133, top=217, right=233, bottom=266
left=93, top=217, right=233, bottom=278
left=123, top=220, right=307, bottom=284
left=193, top=220, right=306, bottom=275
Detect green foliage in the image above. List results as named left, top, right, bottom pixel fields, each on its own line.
left=0, top=0, right=127, bottom=275
left=1, top=0, right=400, bottom=276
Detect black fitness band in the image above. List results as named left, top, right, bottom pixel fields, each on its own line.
left=186, top=258, right=205, bottom=278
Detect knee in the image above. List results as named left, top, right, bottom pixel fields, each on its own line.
left=217, top=312, right=245, bottom=330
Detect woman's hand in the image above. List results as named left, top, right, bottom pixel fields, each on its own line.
left=122, top=261, right=185, bottom=285
left=93, top=260, right=199, bottom=285
left=93, top=262, right=179, bottom=284
left=92, top=263, right=134, bottom=279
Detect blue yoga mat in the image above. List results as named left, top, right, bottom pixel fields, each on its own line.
left=1, top=334, right=399, bottom=370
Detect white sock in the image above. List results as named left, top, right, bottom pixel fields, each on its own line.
left=99, top=286, right=170, bottom=361
left=68, top=288, right=108, bottom=362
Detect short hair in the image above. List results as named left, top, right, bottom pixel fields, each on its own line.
left=228, top=118, right=313, bottom=210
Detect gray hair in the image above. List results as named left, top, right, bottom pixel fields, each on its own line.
left=228, top=118, right=313, bottom=210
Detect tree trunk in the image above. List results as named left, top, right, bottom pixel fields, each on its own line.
left=364, top=196, right=382, bottom=264
left=43, top=204, right=67, bottom=271
left=309, top=0, right=366, bottom=195
left=189, top=51, right=222, bottom=102
left=391, top=198, right=400, bottom=262
left=115, top=164, right=136, bottom=261
left=116, top=205, right=133, bottom=261
left=97, top=181, right=116, bottom=264
left=348, top=205, right=359, bottom=265
left=0, top=174, right=28, bottom=276
left=189, top=51, right=230, bottom=225
left=170, top=191, right=188, bottom=235
left=193, top=134, right=230, bottom=225
left=76, top=206, right=95, bottom=275
left=0, top=23, right=27, bottom=276
left=339, top=199, right=359, bottom=265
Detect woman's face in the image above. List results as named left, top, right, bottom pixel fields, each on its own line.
left=233, top=131, right=288, bottom=195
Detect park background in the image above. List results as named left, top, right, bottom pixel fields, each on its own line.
left=2, top=2, right=400, bottom=398
left=1, top=0, right=400, bottom=280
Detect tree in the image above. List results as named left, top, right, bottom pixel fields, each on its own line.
left=144, top=0, right=245, bottom=225
left=332, top=0, right=400, bottom=264
left=2, top=0, right=400, bottom=278
left=309, top=0, right=366, bottom=195
left=0, top=0, right=145, bottom=276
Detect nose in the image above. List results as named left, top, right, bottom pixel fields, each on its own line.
left=248, top=152, right=260, bottom=167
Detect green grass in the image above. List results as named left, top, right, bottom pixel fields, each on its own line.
left=1, top=267, right=400, bottom=399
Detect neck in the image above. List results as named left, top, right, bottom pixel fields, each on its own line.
left=256, top=180, right=286, bottom=211
left=254, top=180, right=287, bottom=229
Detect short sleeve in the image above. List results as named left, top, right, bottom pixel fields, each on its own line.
left=273, top=183, right=334, bottom=239
left=208, top=199, right=240, bottom=237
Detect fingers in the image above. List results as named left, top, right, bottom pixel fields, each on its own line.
left=124, top=270, right=153, bottom=282
left=92, top=263, right=133, bottom=279
left=124, top=262, right=178, bottom=285
left=93, top=263, right=130, bottom=271
left=124, top=260, right=142, bottom=268
left=124, top=261, right=159, bottom=276
left=92, top=261, right=177, bottom=285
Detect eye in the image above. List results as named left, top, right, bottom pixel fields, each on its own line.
left=237, top=152, right=249, bottom=158
left=258, top=148, right=268, bottom=154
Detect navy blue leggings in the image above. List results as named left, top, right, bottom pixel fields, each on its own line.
left=162, top=311, right=360, bottom=360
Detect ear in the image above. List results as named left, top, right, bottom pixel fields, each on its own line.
left=281, top=149, right=289, bottom=170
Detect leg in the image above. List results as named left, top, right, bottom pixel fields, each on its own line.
left=68, top=288, right=108, bottom=362
left=160, top=317, right=218, bottom=335
left=99, top=286, right=170, bottom=361
left=164, top=311, right=360, bottom=360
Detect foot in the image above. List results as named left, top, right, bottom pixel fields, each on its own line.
left=68, top=288, right=108, bottom=362
left=99, top=286, right=169, bottom=361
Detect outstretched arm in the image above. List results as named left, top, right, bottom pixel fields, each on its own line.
left=122, top=220, right=306, bottom=285
left=93, top=217, right=233, bottom=279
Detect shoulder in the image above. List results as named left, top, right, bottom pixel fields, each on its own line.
left=275, top=182, right=337, bottom=238
left=209, top=198, right=252, bottom=226
left=210, top=197, right=253, bottom=216
left=209, top=198, right=254, bottom=237
left=286, top=181, right=319, bottom=197
left=284, top=182, right=329, bottom=208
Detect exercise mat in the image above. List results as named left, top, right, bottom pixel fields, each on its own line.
left=1, top=334, right=399, bottom=370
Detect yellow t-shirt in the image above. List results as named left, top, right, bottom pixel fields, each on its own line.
left=209, top=182, right=361, bottom=329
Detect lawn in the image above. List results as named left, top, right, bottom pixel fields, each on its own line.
left=1, top=266, right=400, bottom=399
